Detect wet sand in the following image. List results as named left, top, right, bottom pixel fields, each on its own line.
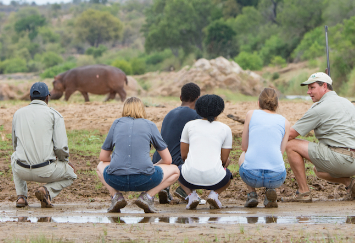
left=1, top=201, right=355, bottom=242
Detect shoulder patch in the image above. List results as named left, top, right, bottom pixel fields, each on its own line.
left=50, top=107, right=63, bottom=118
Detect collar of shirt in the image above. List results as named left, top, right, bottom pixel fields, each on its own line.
left=29, top=100, right=48, bottom=106
left=311, top=91, right=337, bottom=108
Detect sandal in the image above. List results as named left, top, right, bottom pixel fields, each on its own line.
left=16, top=196, right=28, bottom=208
left=281, top=191, right=312, bottom=203
left=345, top=178, right=355, bottom=199
left=35, top=186, right=53, bottom=208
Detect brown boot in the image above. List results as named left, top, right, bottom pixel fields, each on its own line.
left=35, top=186, right=53, bottom=208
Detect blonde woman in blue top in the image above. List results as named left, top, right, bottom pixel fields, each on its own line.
left=239, top=88, right=290, bottom=208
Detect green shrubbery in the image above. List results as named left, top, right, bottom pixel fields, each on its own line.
left=85, top=45, right=108, bottom=58
left=40, top=62, right=77, bottom=79
left=234, top=52, right=263, bottom=70
left=0, top=58, right=28, bottom=74
left=111, top=59, right=133, bottom=75
left=131, top=58, right=146, bottom=75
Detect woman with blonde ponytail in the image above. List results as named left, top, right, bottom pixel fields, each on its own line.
left=239, top=88, right=290, bottom=208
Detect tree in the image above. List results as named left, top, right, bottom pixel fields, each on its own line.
left=75, top=9, right=123, bottom=47
left=277, top=0, right=326, bottom=39
left=14, top=14, right=46, bottom=40
left=143, top=0, right=213, bottom=57
left=204, top=20, right=237, bottom=58
left=258, top=0, right=283, bottom=25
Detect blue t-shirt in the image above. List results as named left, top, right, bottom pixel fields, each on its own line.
left=243, top=110, right=286, bottom=172
left=152, top=106, right=201, bottom=166
left=102, top=117, right=167, bottom=176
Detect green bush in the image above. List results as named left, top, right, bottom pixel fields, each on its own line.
left=144, top=50, right=173, bottom=65
left=0, top=58, right=28, bottom=74
left=85, top=45, right=108, bottom=58
left=271, top=72, right=280, bottom=80
left=27, top=60, right=43, bottom=72
left=77, top=55, right=96, bottom=67
left=37, top=52, right=64, bottom=69
left=234, top=52, right=263, bottom=70
left=131, top=58, right=146, bottom=75
left=111, top=59, right=133, bottom=75
left=40, top=62, right=76, bottom=79
left=270, top=56, right=287, bottom=67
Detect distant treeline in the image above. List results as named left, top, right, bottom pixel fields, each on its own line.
left=0, top=0, right=355, bottom=95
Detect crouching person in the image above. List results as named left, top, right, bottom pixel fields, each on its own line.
left=12, top=82, right=77, bottom=208
left=96, top=97, right=180, bottom=213
left=178, top=95, right=233, bottom=210
left=239, top=88, right=290, bottom=208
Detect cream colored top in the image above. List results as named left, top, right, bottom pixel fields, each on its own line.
left=12, top=100, right=69, bottom=165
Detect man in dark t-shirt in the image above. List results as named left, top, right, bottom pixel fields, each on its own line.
left=153, top=83, right=201, bottom=204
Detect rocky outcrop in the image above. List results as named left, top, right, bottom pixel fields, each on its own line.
left=0, top=84, right=17, bottom=100
left=136, top=56, right=274, bottom=97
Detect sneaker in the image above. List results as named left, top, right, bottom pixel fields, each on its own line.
left=244, top=191, right=258, bottom=208
left=158, top=187, right=172, bottom=204
left=207, top=191, right=222, bottom=209
left=134, top=192, right=158, bottom=213
left=281, top=191, right=312, bottom=203
left=107, top=192, right=127, bottom=213
left=186, top=191, right=199, bottom=210
left=174, top=186, right=188, bottom=202
left=264, top=189, right=278, bottom=208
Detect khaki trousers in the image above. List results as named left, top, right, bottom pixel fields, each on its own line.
left=11, top=158, right=77, bottom=199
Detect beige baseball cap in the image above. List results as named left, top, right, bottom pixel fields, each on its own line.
left=300, top=72, right=333, bottom=86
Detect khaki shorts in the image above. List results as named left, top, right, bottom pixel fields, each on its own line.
left=308, top=142, right=355, bottom=178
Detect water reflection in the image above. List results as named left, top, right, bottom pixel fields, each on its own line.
left=1, top=215, right=355, bottom=224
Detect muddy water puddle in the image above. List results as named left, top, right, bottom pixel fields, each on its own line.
left=1, top=215, right=355, bottom=225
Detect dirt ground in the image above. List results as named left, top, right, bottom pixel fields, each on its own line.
left=1, top=98, right=355, bottom=242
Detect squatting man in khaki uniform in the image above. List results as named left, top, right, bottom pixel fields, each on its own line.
left=12, top=82, right=77, bottom=208
left=284, top=72, right=355, bottom=202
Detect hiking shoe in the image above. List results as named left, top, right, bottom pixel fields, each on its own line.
left=35, top=186, right=53, bottom=208
left=134, top=192, right=158, bottom=213
left=281, top=191, right=312, bottom=203
left=207, top=191, right=222, bottom=209
left=186, top=191, right=199, bottom=210
left=107, top=192, right=127, bottom=213
left=244, top=191, right=258, bottom=208
left=174, top=186, right=188, bottom=202
left=264, top=189, right=278, bottom=208
left=158, top=187, right=172, bottom=204
left=346, top=178, right=355, bottom=199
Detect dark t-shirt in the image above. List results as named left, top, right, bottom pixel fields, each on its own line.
left=152, top=106, right=201, bottom=166
left=102, top=117, right=167, bottom=176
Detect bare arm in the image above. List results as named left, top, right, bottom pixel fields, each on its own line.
left=288, top=127, right=299, bottom=141
left=241, top=110, right=253, bottom=152
left=221, top=149, right=231, bottom=167
left=154, top=148, right=172, bottom=165
left=99, top=149, right=112, bottom=162
left=281, top=119, right=291, bottom=154
left=180, top=142, right=189, bottom=161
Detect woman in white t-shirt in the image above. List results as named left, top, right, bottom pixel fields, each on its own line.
left=179, top=94, right=233, bottom=210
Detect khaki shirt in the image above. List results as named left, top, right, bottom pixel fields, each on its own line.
left=293, top=91, right=355, bottom=148
left=12, top=100, right=69, bottom=165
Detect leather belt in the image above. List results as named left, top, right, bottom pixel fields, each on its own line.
left=329, top=146, right=355, bottom=158
left=16, top=160, right=54, bottom=169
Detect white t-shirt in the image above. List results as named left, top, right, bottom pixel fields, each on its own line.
left=180, top=119, right=233, bottom=186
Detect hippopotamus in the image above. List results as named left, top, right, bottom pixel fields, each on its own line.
left=50, top=64, right=127, bottom=102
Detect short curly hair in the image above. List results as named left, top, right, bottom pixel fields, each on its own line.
left=181, top=83, right=200, bottom=102
left=195, top=94, right=225, bottom=122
